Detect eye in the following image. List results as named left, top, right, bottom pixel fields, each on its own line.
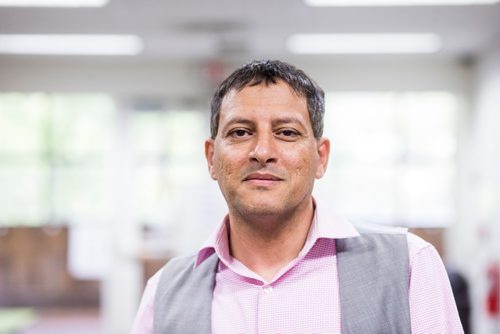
left=276, top=128, right=301, bottom=140
left=228, top=128, right=252, bottom=138
left=280, top=130, right=297, bottom=137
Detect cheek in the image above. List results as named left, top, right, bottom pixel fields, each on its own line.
left=293, top=157, right=316, bottom=179
left=288, top=148, right=318, bottom=178
left=214, top=153, right=238, bottom=181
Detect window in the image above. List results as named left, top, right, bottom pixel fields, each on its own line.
left=316, top=92, right=458, bottom=227
left=0, top=93, right=115, bottom=225
left=130, top=109, right=206, bottom=226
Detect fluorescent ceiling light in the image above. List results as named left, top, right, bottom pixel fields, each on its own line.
left=287, top=33, right=441, bottom=54
left=0, top=0, right=108, bottom=6
left=0, top=34, right=143, bottom=55
left=305, top=0, right=499, bottom=6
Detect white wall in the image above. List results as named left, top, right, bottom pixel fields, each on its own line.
left=448, top=44, right=500, bottom=333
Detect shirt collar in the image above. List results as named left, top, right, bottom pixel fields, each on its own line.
left=195, top=198, right=360, bottom=268
left=195, top=215, right=230, bottom=267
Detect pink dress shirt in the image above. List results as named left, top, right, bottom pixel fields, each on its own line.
left=131, top=203, right=463, bottom=333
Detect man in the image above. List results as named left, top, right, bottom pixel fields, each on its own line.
left=131, top=60, right=463, bottom=333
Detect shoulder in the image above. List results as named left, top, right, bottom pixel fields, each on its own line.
left=352, top=221, right=407, bottom=235
left=343, top=223, right=435, bottom=266
left=351, top=221, right=434, bottom=255
left=340, top=222, right=409, bottom=254
left=347, top=227, right=441, bottom=278
left=157, top=252, right=219, bottom=290
left=140, top=255, right=197, bottom=295
left=163, top=254, right=197, bottom=272
left=157, top=254, right=198, bottom=284
left=405, top=232, right=435, bottom=266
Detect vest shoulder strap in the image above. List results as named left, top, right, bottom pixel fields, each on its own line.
left=337, top=231, right=411, bottom=333
left=153, top=253, right=218, bottom=334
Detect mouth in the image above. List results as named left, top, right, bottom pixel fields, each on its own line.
left=243, top=173, right=283, bottom=186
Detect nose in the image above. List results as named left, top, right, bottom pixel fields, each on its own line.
left=248, top=132, right=277, bottom=165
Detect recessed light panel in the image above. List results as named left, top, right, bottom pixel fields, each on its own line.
left=0, top=0, right=108, bottom=7
left=305, top=0, right=498, bottom=6
left=0, top=35, right=143, bottom=55
left=287, top=33, right=442, bottom=54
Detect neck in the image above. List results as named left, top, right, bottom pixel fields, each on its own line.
left=227, top=198, right=315, bottom=282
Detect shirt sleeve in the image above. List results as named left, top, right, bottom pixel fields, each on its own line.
left=130, top=269, right=162, bottom=334
left=407, top=233, right=464, bottom=334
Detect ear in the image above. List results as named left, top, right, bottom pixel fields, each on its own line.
left=315, top=137, right=330, bottom=179
left=205, top=139, right=218, bottom=180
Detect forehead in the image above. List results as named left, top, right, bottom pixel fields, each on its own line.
left=220, top=81, right=308, bottom=118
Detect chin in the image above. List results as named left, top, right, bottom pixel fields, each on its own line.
left=233, top=199, right=283, bottom=218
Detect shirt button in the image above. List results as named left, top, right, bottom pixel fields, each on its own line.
left=262, top=285, right=273, bottom=293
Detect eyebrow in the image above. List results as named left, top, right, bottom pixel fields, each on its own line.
left=221, top=116, right=307, bottom=132
left=221, top=117, right=255, bottom=131
left=271, top=117, right=306, bottom=128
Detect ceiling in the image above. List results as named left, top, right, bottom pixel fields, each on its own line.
left=0, top=0, right=499, bottom=62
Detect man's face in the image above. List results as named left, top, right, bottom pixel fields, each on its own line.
left=205, top=80, right=330, bottom=221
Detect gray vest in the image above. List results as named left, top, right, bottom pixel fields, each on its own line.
left=154, top=229, right=411, bottom=333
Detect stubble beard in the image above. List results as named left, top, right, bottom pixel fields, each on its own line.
left=223, top=186, right=313, bottom=237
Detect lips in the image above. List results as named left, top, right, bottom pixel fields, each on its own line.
left=243, top=172, right=283, bottom=182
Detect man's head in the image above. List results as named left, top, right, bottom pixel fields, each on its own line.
left=210, top=60, right=325, bottom=139
left=205, top=60, right=330, bottom=225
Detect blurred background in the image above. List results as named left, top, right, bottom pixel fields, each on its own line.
left=0, top=0, right=499, bottom=333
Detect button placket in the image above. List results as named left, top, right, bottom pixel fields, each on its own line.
left=257, top=283, right=275, bottom=333
left=262, top=285, right=273, bottom=293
